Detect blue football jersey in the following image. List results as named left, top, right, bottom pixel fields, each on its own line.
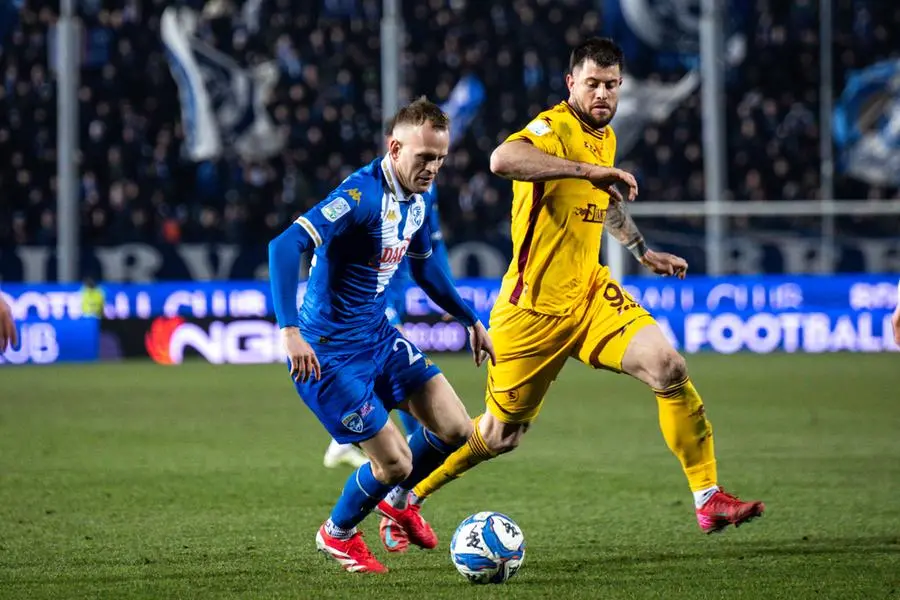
left=386, top=185, right=444, bottom=318
left=291, top=157, right=436, bottom=343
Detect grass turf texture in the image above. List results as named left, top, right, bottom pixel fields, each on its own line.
left=1, top=354, right=899, bottom=599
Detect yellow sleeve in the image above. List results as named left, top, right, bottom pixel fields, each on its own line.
left=504, top=115, right=565, bottom=157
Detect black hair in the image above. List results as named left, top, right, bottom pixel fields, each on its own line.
left=569, top=37, right=625, bottom=73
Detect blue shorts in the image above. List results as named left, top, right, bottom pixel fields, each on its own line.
left=292, top=325, right=441, bottom=444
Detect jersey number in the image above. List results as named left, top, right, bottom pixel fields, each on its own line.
left=393, top=338, right=423, bottom=365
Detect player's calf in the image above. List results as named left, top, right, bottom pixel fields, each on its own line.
left=479, top=411, right=529, bottom=455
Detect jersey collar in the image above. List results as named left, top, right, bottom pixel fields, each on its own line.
left=380, top=155, right=419, bottom=203
left=562, top=101, right=607, bottom=141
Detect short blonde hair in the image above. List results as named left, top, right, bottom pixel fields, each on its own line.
left=385, top=96, right=450, bottom=135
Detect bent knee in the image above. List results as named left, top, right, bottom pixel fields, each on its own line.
left=372, top=452, right=413, bottom=484
left=648, top=351, right=688, bottom=390
left=434, top=420, right=473, bottom=449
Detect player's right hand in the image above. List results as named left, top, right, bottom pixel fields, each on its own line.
left=0, top=297, right=17, bottom=353
left=467, top=321, right=496, bottom=368
left=587, top=166, right=638, bottom=202
left=281, top=326, right=321, bottom=383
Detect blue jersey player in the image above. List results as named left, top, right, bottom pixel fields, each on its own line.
left=321, top=190, right=447, bottom=471
left=269, top=98, right=495, bottom=574
left=383, top=187, right=449, bottom=438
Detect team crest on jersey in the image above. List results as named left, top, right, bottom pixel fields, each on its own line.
left=410, top=204, right=424, bottom=227
left=342, top=412, right=365, bottom=433
left=321, top=197, right=351, bottom=222
left=527, top=119, right=552, bottom=136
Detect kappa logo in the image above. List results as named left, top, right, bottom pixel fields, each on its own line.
left=342, top=412, right=365, bottom=434
left=347, top=188, right=362, bottom=203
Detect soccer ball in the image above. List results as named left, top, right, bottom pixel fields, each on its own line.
left=450, top=511, right=526, bottom=584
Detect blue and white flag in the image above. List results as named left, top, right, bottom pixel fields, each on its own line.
left=600, top=0, right=749, bottom=157
left=601, top=0, right=750, bottom=75
left=440, top=74, right=486, bottom=147
left=833, top=59, right=900, bottom=187
left=161, top=6, right=285, bottom=162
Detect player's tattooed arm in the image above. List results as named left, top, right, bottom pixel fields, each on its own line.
left=607, top=200, right=689, bottom=278
left=605, top=199, right=648, bottom=261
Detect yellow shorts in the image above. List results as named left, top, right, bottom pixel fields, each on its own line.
left=485, top=274, right=655, bottom=424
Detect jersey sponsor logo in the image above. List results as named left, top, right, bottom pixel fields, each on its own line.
left=321, top=197, right=351, bottom=222
left=526, top=119, right=552, bottom=136
left=359, top=401, right=375, bottom=418
left=342, top=412, right=365, bottom=433
left=371, top=240, right=410, bottom=271
left=574, top=203, right=607, bottom=224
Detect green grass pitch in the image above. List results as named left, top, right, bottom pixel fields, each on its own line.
left=1, top=354, right=899, bottom=599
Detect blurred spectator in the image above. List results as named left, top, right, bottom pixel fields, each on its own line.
left=1, top=0, right=899, bottom=250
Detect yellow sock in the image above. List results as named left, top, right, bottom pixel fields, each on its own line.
left=412, top=415, right=497, bottom=500
left=653, top=377, right=718, bottom=492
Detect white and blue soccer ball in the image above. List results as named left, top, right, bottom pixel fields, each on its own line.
left=450, top=511, right=526, bottom=584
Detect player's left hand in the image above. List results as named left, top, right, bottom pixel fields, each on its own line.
left=467, top=321, right=496, bottom=368
left=641, top=249, right=688, bottom=279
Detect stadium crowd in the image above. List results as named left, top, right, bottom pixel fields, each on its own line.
left=1, top=0, right=899, bottom=249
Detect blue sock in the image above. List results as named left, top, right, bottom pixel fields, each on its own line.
left=398, top=409, right=422, bottom=437
left=329, top=462, right=394, bottom=530
left=399, top=427, right=460, bottom=491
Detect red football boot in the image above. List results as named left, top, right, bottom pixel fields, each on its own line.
left=379, top=515, right=410, bottom=553
left=375, top=501, right=438, bottom=549
left=696, top=489, right=765, bottom=534
left=315, top=524, right=388, bottom=573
